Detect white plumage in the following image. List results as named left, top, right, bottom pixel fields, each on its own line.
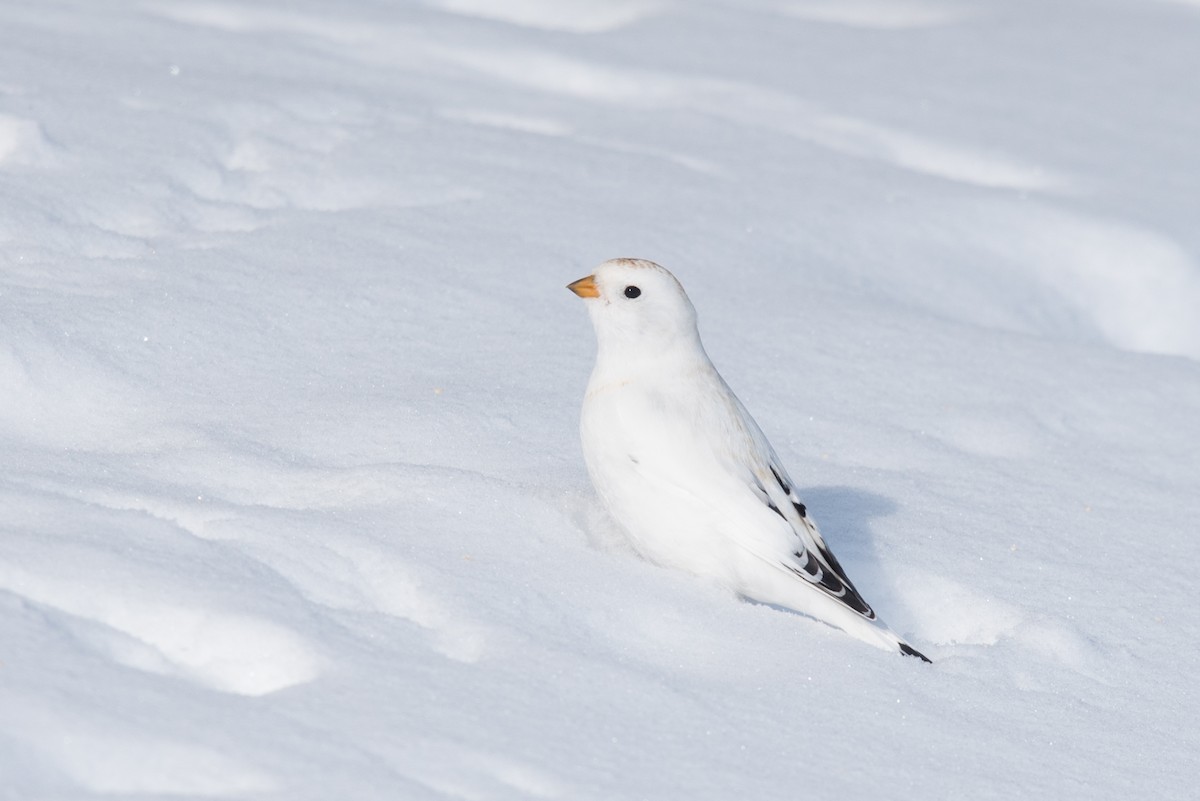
left=568, top=258, right=929, bottom=662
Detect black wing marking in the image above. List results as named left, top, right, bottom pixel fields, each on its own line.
left=782, top=551, right=875, bottom=618
left=764, top=467, right=876, bottom=620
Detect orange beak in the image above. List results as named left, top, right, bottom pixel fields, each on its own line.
left=567, top=275, right=600, bottom=298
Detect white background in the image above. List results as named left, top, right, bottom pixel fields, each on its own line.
left=2, top=0, right=1198, bottom=798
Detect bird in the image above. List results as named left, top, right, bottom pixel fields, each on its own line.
left=567, top=258, right=929, bottom=662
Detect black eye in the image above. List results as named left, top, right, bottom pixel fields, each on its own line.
left=624, top=285, right=641, bottom=299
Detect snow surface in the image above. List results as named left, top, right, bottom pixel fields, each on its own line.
left=2, top=0, right=1199, bottom=798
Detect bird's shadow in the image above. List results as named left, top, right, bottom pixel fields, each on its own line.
left=798, top=484, right=898, bottom=560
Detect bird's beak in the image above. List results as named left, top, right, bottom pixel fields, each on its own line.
left=567, top=275, right=600, bottom=298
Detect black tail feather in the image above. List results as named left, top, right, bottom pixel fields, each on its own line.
left=899, top=642, right=932, bottom=664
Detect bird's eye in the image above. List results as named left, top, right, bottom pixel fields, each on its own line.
left=624, top=285, right=641, bottom=299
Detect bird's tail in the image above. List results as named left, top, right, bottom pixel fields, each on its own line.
left=861, top=617, right=931, bottom=663
left=828, top=600, right=932, bottom=663
left=898, top=641, right=932, bottom=663
left=748, top=558, right=931, bottom=662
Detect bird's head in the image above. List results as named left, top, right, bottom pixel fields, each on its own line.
left=567, top=259, right=700, bottom=356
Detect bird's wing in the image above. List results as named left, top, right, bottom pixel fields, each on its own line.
left=725, top=392, right=877, bottom=621
left=750, top=456, right=876, bottom=620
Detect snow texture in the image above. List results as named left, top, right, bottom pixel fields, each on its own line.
left=2, top=0, right=1199, bottom=798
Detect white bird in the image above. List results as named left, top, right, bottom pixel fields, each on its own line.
left=568, top=258, right=929, bottom=662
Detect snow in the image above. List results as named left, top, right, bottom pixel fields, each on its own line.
left=2, top=0, right=1199, bottom=798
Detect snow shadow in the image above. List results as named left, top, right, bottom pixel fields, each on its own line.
left=798, top=484, right=898, bottom=558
